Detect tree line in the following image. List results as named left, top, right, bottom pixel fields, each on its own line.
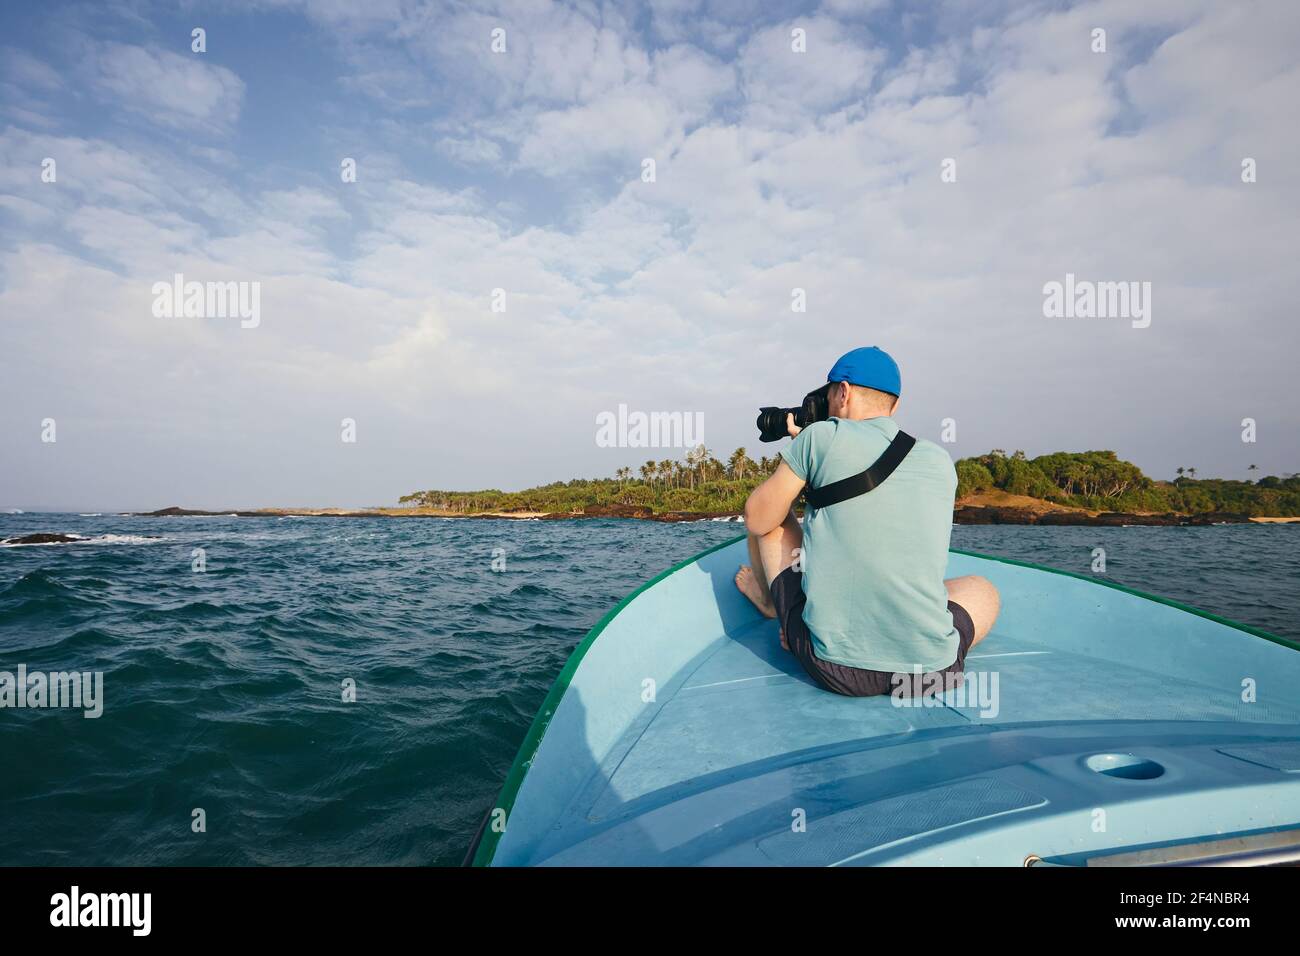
left=401, top=445, right=1300, bottom=516
left=956, top=449, right=1300, bottom=515
left=400, top=445, right=776, bottom=514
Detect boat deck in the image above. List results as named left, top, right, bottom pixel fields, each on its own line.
left=485, top=540, right=1300, bottom=866
left=580, top=622, right=1298, bottom=821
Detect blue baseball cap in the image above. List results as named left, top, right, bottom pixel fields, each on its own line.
left=827, top=346, right=901, bottom=396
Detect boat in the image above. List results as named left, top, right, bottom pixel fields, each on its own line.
left=468, top=535, right=1300, bottom=866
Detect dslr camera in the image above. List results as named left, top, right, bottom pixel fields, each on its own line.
left=755, top=383, right=833, bottom=442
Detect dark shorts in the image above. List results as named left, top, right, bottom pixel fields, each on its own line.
left=768, top=566, right=976, bottom=698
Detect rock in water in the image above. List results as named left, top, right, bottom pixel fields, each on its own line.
left=2, top=533, right=85, bottom=545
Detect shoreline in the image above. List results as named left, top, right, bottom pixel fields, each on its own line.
left=129, top=504, right=741, bottom=523
left=118, top=504, right=1300, bottom=526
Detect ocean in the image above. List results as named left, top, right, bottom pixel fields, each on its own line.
left=1, top=513, right=1296, bottom=865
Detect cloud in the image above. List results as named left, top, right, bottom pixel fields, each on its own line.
left=3, top=48, right=63, bottom=92
left=1, top=0, right=1297, bottom=508
left=737, top=17, right=884, bottom=128
left=86, top=42, right=245, bottom=134
left=437, top=135, right=505, bottom=166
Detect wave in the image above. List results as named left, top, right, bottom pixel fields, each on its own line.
left=510, top=583, right=563, bottom=598
left=96, top=534, right=164, bottom=545
left=0, top=568, right=78, bottom=598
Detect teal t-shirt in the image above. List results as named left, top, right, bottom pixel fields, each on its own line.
left=779, top=416, right=959, bottom=673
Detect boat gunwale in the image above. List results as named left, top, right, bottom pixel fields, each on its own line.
left=468, top=533, right=744, bottom=865
left=469, top=533, right=1297, bottom=866
left=947, top=547, right=1299, bottom=652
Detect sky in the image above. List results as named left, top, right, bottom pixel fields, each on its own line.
left=0, top=0, right=1296, bottom=511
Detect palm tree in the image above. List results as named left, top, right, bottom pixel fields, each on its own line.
left=640, top=461, right=655, bottom=485
left=702, top=447, right=722, bottom=478
left=1187, top=467, right=1196, bottom=479
left=685, top=445, right=707, bottom=489
left=1175, top=467, right=1185, bottom=480
left=615, top=466, right=631, bottom=487
left=658, top=459, right=673, bottom=489
left=699, top=450, right=720, bottom=483
left=728, top=448, right=744, bottom=480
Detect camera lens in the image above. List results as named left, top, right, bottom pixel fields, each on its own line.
left=756, top=407, right=792, bottom=442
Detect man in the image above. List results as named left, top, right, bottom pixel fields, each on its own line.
left=734, top=346, right=1000, bottom=697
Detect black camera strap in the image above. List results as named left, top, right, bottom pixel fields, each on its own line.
left=803, top=430, right=916, bottom=509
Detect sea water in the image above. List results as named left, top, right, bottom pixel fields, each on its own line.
left=0, top=513, right=1295, bottom=865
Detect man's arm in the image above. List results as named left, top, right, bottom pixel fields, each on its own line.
left=744, top=460, right=805, bottom=536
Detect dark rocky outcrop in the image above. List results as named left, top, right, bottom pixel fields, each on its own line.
left=952, top=506, right=1042, bottom=525
left=1177, top=512, right=1252, bottom=525
left=582, top=502, right=654, bottom=518
left=2, top=533, right=85, bottom=545
left=956, top=507, right=1252, bottom=527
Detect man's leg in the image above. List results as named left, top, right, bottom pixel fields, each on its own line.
left=944, top=574, right=1000, bottom=646
left=735, top=511, right=803, bottom=648
left=734, top=533, right=777, bottom=619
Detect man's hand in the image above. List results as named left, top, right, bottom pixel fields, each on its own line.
left=786, top=412, right=802, bottom=438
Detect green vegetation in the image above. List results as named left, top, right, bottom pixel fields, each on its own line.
left=400, top=445, right=1300, bottom=517
left=400, top=447, right=778, bottom=515
left=955, top=449, right=1300, bottom=515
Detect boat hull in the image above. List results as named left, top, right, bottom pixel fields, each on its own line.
left=473, top=537, right=1300, bottom=866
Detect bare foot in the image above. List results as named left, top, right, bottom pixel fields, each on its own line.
left=735, top=565, right=776, bottom=619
